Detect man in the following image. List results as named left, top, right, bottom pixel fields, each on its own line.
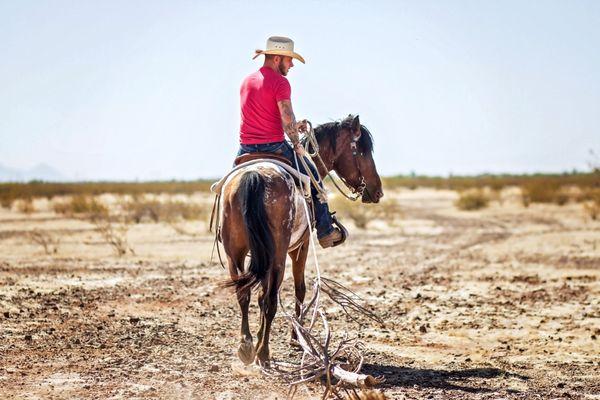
left=237, top=36, right=344, bottom=248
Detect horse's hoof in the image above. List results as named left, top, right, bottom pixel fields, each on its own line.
left=255, top=356, right=270, bottom=369
left=237, top=340, right=255, bottom=365
left=254, top=348, right=271, bottom=368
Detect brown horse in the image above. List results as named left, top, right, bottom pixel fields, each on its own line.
left=220, top=115, right=383, bottom=366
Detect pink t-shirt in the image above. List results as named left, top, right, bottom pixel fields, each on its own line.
left=239, top=67, right=291, bottom=144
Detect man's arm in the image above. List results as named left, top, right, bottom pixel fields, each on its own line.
left=277, top=99, right=301, bottom=146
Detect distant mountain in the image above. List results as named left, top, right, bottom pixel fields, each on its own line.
left=0, top=163, right=66, bottom=182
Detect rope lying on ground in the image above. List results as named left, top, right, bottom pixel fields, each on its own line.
left=260, top=151, right=383, bottom=399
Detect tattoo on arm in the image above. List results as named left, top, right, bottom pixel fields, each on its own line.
left=278, top=100, right=300, bottom=145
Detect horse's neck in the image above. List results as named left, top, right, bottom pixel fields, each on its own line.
left=313, top=136, right=335, bottom=176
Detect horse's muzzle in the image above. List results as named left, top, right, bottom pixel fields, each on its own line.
left=362, top=189, right=383, bottom=204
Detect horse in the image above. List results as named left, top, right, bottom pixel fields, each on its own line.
left=219, top=114, right=383, bottom=366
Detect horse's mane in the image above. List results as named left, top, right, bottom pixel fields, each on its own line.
left=313, top=115, right=374, bottom=153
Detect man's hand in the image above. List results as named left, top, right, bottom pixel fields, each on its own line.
left=296, top=119, right=308, bottom=134
left=293, top=142, right=306, bottom=157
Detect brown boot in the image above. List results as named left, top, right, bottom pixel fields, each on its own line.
left=318, top=228, right=344, bottom=248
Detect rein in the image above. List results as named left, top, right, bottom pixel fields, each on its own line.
left=302, top=121, right=367, bottom=202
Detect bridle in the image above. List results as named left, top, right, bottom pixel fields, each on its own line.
left=302, top=121, right=372, bottom=202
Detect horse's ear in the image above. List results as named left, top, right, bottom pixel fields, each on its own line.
left=351, top=115, right=361, bottom=139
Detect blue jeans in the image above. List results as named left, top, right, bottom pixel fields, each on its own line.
left=236, top=141, right=334, bottom=238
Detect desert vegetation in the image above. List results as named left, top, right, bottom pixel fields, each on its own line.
left=1, top=171, right=599, bottom=398
left=330, top=195, right=403, bottom=228
left=1, top=181, right=598, bottom=399
left=0, top=180, right=213, bottom=210
left=2, top=172, right=597, bottom=213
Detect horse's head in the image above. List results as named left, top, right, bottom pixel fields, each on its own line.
left=315, top=115, right=383, bottom=203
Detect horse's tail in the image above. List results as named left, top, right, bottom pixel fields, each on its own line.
left=229, top=170, right=274, bottom=291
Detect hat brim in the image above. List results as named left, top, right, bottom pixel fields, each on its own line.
left=252, top=49, right=305, bottom=64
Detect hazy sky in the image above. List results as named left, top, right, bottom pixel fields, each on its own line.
left=1, top=0, right=599, bottom=180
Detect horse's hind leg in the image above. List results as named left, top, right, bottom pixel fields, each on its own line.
left=236, top=284, right=255, bottom=365
left=255, top=254, right=286, bottom=366
left=226, top=249, right=254, bottom=365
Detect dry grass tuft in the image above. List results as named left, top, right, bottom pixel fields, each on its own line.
left=17, top=198, right=35, bottom=214
left=1, top=196, right=14, bottom=209
left=94, top=219, right=134, bottom=257
left=583, top=189, right=600, bottom=220
left=123, top=198, right=206, bottom=223
left=28, top=229, right=60, bottom=255
left=329, top=196, right=402, bottom=229
left=455, top=189, right=489, bottom=211
left=53, top=195, right=108, bottom=217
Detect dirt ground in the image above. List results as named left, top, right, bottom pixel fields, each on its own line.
left=0, top=188, right=598, bottom=399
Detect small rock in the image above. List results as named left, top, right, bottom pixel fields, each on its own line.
left=419, top=325, right=427, bottom=333
left=129, top=317, right=140, bottom=324
left=557, top=382, right=566, bottom=388
left=24, top=335, right=32, bottom=341
left=3, top=311, right=9, bottom=318
left=208, top=365, right=219, bottom=372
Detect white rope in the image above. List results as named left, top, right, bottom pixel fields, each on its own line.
left=292, top=151, right=323, bottom=332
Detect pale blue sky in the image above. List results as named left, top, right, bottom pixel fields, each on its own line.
left=1, top=0, right=599, bottom=180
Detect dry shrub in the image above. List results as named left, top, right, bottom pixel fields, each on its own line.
left=0, top=181, right=213, bottom=201
left=28, top=229, right=60, bottom=255
left=0, top=196, right=14, bottom=209
left=94, top=219, right=134, bottom=256
left=520, top=181, right=572, bottom=206
left=54, top=195, right=108, bottom=217
left=329, top=195, right=402, bottom=229
left=583, top=189, right=600, bottom=220
left=455, top=189, right=489, bottom=211
left=331, top=198, right=369, bottom=228
left=124, top=199, right=206, bottom=223
left=17, top=198, right=35, bottom=214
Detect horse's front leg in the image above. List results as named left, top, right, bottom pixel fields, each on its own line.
left=288, top=236, right=309, bottom=344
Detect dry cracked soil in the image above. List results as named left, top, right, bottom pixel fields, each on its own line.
left=0, top=189, right=598, bottom=399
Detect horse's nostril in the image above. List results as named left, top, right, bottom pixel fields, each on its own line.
left=376, top=190, right=384, bottom=199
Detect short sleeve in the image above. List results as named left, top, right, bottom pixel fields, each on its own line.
left=274, top=77, right=291, bottom=101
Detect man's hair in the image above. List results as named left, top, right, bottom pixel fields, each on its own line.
left=264, top=54, right=278, bottom=61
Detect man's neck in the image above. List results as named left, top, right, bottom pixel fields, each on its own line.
left=262, top=61, right=281, bottom=75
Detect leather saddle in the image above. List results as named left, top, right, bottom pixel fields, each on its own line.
left=232, top=152, right=315, bottom=232
left=234, top=152, right=292, bottom=167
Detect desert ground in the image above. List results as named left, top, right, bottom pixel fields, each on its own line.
left=0, top=188, right=598, bottom=399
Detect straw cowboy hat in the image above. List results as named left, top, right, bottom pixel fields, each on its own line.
left=253, top=36, right=306, bottom=64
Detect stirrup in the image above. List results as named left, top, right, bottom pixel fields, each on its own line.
left=330, top=212, right=348, bottom=247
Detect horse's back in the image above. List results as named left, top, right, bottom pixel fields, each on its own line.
left=221, top=162, right=309, bottom=251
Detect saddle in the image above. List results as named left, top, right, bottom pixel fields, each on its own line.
left=210, top=155, right=316, bottom=251
left=234, top=152, right=292, bottom=167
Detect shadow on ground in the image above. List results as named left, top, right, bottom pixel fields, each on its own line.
left=361, top=363, right=529, bottom=394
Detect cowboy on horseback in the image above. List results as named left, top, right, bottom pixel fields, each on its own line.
left=236, top=36, right=344, bottom=248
